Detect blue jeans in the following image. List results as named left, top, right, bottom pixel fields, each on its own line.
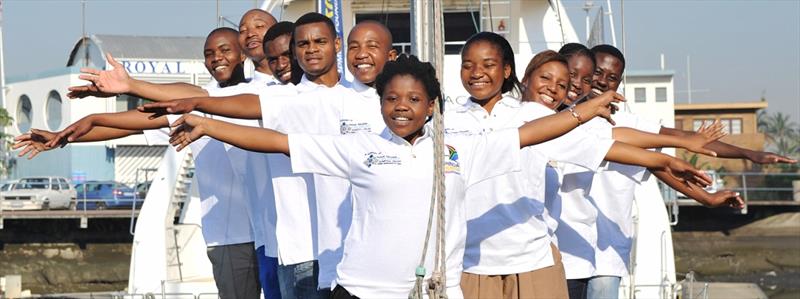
left=587, top=275, right=621, bottom=299
left=277, top=260, right=331, bottom=299
left=257, top=246, right=281, bottom=299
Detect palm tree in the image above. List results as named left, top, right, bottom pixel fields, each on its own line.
left=757, top=111, right=799, bottom=157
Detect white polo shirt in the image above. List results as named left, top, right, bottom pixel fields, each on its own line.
left=251, top=70, right=280, bottom=86
left=288, top=125, right=521, bottom=298
left=143, top=81, right=255, bottom=247
left=258, top=75, right=381, bottom=267
left=444, top=95, right=613, bottom=275
left=555, top=110, right=662, bottom=279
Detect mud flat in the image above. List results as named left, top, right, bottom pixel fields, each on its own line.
left=673, top=212, right=800, bottom=299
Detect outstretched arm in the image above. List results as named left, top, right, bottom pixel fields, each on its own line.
left=604, top=141, right=712, bottom=187
left=519, top=90, right=624, bottom=147
left=14, top=127, right=140, bottom=159
left=46, top=110, right=169, bottom=147
left=652, top=170, right=744, bottom=208
left=67, top=53, right=208, bottom=101
left=137, top=94, right=262, bottom=120
left=659, top=126, right=797, bottom=164
left=612, top=121, right=725, bottom=156
left=169, top=114, right=288, bottom=154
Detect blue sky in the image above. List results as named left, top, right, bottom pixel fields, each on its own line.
left=3, top=0, right=799, bottom=122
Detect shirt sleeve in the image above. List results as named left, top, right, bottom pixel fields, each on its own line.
left=534, top=125, right=615, bottom=171
left=288, top=134, right=350, bottom=179
left=141, top=114, right=182, bottom=145
left=459, top=128, right=522, bottom=187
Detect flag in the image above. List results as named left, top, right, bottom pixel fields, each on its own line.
left=587, top=6, right=604, bottom=47
left=317, top=0, right=344, bottom=75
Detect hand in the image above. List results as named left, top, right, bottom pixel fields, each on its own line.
left=744, top=150, right=798, bottom=164
left=46, top=117, right=96, bottom=148
left=66, top=53, right=131, bottom=99
left=684, top=120, right=726, bottom=156
left=12, top=129, right=58, bottom=159
left=168, top=114, right=207, bottom=152
left=138, top=98, right=199, bottom=119
left=664, top=158, right=712, bottom=187
left=580, top=90, right=625, bottom=125
left=704, top=190, right=744, bottom=209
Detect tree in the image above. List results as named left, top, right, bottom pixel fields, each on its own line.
left=757, top=110, right=799, bottom=158
left=0, top=107, right=13, bottom=177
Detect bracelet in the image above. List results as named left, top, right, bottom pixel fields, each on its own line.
left=568, top=107, right=584, bottom=124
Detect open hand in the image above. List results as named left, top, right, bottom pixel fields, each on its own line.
left=665, top=158, right=712, bottom=187
left=584, top=90, right=625, bottom=125
left=685, top=120, right=726, bottom=156
left=745, top=150, right=797, bottom=164
left=704, top=190, right=744, bottom=209
left=67, top=53, right=131, bottom=99
left=168, top=114, right=207, bottom=152
left=12, top=129, right=58, bottom=159
left=138, top=98, right=199, bottom=119
left=46, top=117, right=95, bottom=148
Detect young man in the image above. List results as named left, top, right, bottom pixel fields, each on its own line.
left=138, top=16, right=400, bottom=296
left=560, top=44, right=797, bottom=299
left=18, top=28, right=268, bottom=299
left=264, top=21, right=300, bottom=85
left=238, top=9, right=278, bottom=83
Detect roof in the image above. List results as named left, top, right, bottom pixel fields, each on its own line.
left=674, top=101, right=768, bottom=111
left=625, top=69, right=675, bottom=77
left=67, top=34, right=206, bottom=67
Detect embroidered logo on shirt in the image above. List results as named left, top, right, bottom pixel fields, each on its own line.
left=340, top=119, right=372, bottom=134
left=444, top=127, right=473, bottom=135
left=444, top=145, right=461, bottom=174
left=363, top=152, right=402, bottom=167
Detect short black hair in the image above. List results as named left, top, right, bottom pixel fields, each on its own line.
left=264, top=21, right=294, bottom=45
left=294, top=12, right=338, bottom=39
left=559, top=43, right=595, bottom=71
left=591, top=44, right=625, bottom=70
left=208, top=27, right=239, bottom=40
left=462, top=32, right=521, bottom=96
left=375, top=54, right=442, bottom=111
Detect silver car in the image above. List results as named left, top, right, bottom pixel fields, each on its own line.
left=1, top=177, right=77, bottom=210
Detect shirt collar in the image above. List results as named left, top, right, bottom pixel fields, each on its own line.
left=298, top=74, right=344, bottom=92
left=252, top=71, right=277, bottom=84
left=345, top=79, right=377, bottom=98
left=381, top=123, right=433, bottom=146
left=454, top=94, right=521, bottom=114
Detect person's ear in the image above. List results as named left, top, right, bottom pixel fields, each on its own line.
left=388, top=49, right=399, bottom=61
left=427, top=99, right=435, bottom=117
left=504, top=64, right=511, bottom=79
left=334, top=36, right=342, bottom=53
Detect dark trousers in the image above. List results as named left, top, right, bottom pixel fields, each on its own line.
left=331, top=285, right=359, bottom=299
left=568, top=278, right=590, bottom=299
left=207, top=242, right=261, bottom=299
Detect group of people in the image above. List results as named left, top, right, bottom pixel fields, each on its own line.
left=13, top=8, right=796, bottom=299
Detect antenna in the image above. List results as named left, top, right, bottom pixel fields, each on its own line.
left=687, top=55, right=692, bottom=104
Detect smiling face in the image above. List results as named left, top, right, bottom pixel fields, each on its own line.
left=592, top=52, right=624, bottom=95
left=204, top=31, right=246, bottom=83
left=565, top=54, right=595, bottom=105
left=347, top=22, right=397, bottom=86
left=294, top=22, right=340, bottom=78
left=265, top=34, right=293, bottom=84
left=238, top=10, right=276, bottom=62
left=523, top=61, right=570, bottom=110
left=381, top=74, right=434, bottom=144
left=460, top=41, right=511, bottom=106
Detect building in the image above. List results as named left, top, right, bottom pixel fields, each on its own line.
left=674, top=101, right=768, bottom=172
left=3, top=34, right=214, bottom=184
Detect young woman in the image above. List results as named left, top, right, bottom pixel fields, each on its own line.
left=448, top=33, right=723, bottom=299
left=164, top=54, right=707, bottom=298
left=523, top=48, right=745, bottom=299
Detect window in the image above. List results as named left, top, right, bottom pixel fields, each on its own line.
left=720, top=118, right=742, bottom=135
left=17, top=94, right=32, bottom=133
left=634, top=87, right=646, bottom=102
left=46, top=90, right=63, bottom=130
left=656, top=87, right=667, bottom=102
left=355, top=11, right=480, bottom=55
left=692, top=119, right=714, bottom=131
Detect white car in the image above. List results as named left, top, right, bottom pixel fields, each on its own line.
left=1, top=180, right=18, bottom=192
left=1, top=177, right=77, bottom=210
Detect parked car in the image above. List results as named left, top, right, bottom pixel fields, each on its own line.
left=1, top=180, right=19, bottom=192
left=73, top=181, right=141, bottom=210
left=0, top=177, right=76, bottom=210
